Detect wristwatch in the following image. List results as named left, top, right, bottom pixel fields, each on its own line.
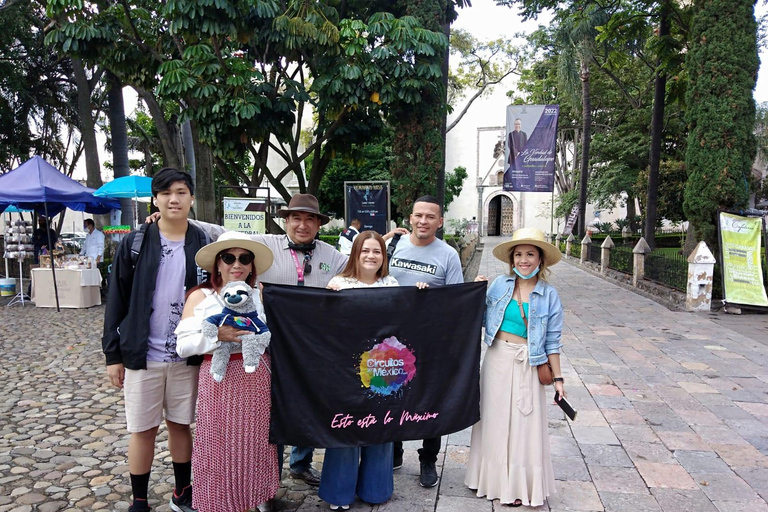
left=553, top=377, right=564, bottom=383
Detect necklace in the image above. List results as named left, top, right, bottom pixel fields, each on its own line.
left=515, top=280, right=536, bottom=305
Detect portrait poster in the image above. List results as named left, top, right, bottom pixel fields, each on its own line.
left=263, top=282, right=486, bottom=448
left=504, top=105, right=559, bottom=192
left=718, top=212, right=768, bottom=307
left=222, top=197, right=267, bottom=235
left=345, top=181, right=390, bottom=235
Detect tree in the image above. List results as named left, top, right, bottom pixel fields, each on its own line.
left=0, top=0, right=81, bottom=173
left=446, top=29, right=524, bottom=133
left=683, top=0, right=758, bottom=249
left=314, top=129, right=467, bottom=223
left=389, top=0, right=457, bottom=219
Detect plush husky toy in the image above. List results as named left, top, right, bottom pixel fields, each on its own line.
left=202, top=281, right=270, bottom=382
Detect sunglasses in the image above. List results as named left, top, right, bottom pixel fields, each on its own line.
left=219, top=252, right=255, bottom=266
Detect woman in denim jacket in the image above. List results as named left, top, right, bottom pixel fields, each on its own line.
left=465, top=228, right=566, bottom=508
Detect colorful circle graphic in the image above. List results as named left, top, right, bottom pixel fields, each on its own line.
left=359, top=336, right=416, bottom=396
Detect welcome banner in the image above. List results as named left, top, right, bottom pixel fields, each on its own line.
left=222, top=197, right=267, bottom=235
left=504, top=104, right=559, bottom=192
left=263, top=282, right=486, bottom=448
left=719, top=212, right=768, bottom=307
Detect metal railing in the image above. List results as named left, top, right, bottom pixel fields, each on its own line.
left=645, top=250, right=687, bottom=292
left=608, top=246, right=633, bottom=275
left=587, top=243, right=601, bottom=264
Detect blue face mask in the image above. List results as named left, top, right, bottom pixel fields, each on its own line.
left=513, top=266, right=540, bottom=280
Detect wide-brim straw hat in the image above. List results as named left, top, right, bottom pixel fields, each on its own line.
left=277, top=193, right=330, bottom=225
left=492, top=227, right=562, bottom=266
left=195, top=231, right=274, bottom=275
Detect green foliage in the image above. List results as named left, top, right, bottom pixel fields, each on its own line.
left=312, top=130, right=394, bottom=219
left=0, top=1, right=77, bottom=171
left=683, top=0, right=759, bottom=248
left=319, top=235, right=340, bottom=246
left=636, top=159, right=687, bottom=223
left=313, top=131, right=465, bottom=223
left=444, top=166, right=468, bottom=212
left=45, top=0, right=450, bottom=207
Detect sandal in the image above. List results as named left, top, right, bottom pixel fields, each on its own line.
left=508, top=499, right=523, bottom=507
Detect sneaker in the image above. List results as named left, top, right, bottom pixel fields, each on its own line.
left=169, top=485, right=197, bottom=512
left=290, top=466, right=321, bottom=486
left=128, top=500, right=151, bottom=512
left=419, top=461, right=438, bottom=488
left=393, top=451, right=403, bottom=470
left=329, top=505, right=350, bottom=511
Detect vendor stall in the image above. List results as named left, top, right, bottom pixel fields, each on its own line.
left=0, top=156, right=118, bottom=311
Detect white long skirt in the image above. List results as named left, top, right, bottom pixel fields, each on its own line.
left=465, top=340, right=556, bottom=506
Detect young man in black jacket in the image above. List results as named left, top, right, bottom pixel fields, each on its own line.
left=103, top=168, right=208, bottom=512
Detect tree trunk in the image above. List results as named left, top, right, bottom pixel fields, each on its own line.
left=72, top=59, right=102, bottom=190
left=626, top=192, right=637, bottom=233
left=182, top=120, right=197, bottom=179
left=577, top=58, right=592, bottom=237
left=644, top=9, right=670, bottom=251
left=134, top=86, right=181, bottom=169
left=436, top=17, right=450, bottom=227
left=106, top=71, right=134, bottom=227
left=190, top=123, right=216, bottom=223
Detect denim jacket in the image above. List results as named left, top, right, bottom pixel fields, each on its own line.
left=483, top=273, right=564, bottom=366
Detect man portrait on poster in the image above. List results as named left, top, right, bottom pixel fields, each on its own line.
left=507, top=118, right=528, bottom=171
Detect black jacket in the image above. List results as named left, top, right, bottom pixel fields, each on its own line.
left=102, top=222, right=207, bottom=370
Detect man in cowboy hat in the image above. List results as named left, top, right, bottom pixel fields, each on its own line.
left=148, top=193, right=347, bottom=486
left=384, top=195, right=464, bottom=488
left=245, top=193, right=348, bottom=486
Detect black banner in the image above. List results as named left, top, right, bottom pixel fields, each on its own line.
left=263, top=282, right=486, bottom=448
left=345, top=182, right=389, bottom=235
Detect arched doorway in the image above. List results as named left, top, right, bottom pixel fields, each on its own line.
left=487, top=195, right=515, bottom=236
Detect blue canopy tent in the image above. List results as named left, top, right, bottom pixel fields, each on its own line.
left=0, top=156, right=119, bottom=215
left=94, top=175, right=153, bottom=228
left=0, top=156, right=120, bottom=310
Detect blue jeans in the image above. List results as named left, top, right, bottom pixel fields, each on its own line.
left=289, top=446, right=314, bottom=474
left=318, top=443, right=393, bottom=506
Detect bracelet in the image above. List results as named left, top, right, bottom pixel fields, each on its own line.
left=553, top=377, right=564, bottom=382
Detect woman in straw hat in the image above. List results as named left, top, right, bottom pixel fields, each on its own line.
left=174, top=232, right=277, bottom=512
left=465, top=227, right=565, bottom=508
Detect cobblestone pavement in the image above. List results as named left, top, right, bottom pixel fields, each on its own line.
left=1, top=236, right=768, bottom=511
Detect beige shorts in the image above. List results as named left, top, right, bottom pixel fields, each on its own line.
left=123, top=360, right=199, bottom=433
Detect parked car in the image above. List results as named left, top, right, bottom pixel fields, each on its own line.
left=59, top=232, right=87, bottom=253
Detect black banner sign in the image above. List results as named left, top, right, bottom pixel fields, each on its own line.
left=263, top=282, right=486, bottom=448
left=345, top=182, right=389, bottom=235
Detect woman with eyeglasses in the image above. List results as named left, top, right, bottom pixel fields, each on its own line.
left=174, top=231, right=278, bottom=512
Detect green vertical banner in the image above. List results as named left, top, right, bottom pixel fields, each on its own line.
left=719, top=212, right=768, bottom=307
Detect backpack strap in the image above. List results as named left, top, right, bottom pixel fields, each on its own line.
left=129, top=224, right=150, bottom=270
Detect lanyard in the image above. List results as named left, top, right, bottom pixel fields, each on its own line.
left=290, top=248, right=306, bottom=286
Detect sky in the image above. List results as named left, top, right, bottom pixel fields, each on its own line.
left=452, top=0, right=767, bottom=104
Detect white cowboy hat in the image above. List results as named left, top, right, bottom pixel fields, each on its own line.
left=492, top=227, right=562, bottom=266
left=195, top=231, right=274, bottom=275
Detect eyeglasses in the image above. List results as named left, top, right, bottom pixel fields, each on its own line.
left=219, top=252, right=254, bottom=265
